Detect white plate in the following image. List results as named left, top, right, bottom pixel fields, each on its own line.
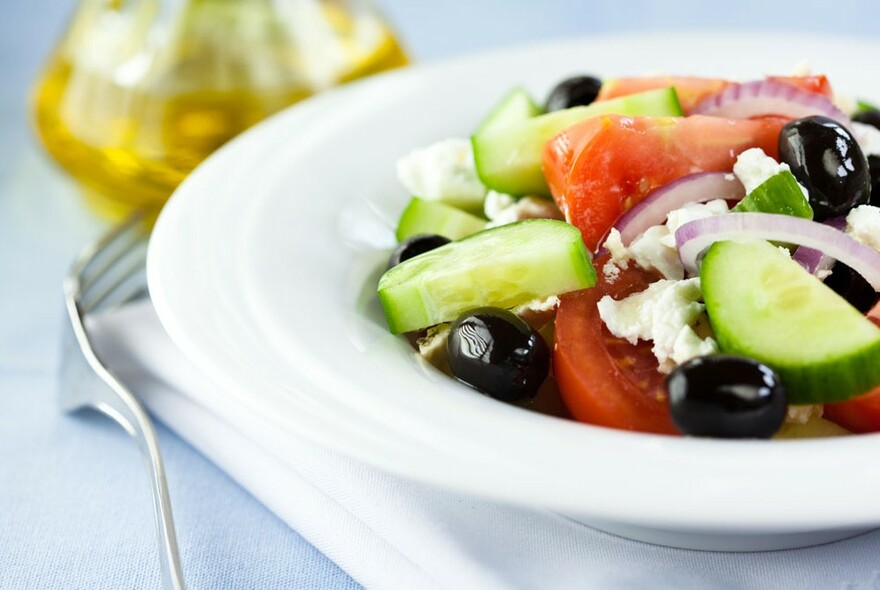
left=149, top=32, right=880, bottom=551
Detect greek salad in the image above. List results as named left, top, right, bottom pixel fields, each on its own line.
left=376, top=69, right=880, bottom=439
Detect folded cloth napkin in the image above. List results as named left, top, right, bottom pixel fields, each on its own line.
left=89, top=300, right=880, bottom=590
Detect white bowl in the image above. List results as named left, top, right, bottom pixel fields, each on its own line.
left=148, top=32, right=880, bottom=551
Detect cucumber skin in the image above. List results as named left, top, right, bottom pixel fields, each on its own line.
left=475, top=87, right=544, bottom=135
left=378, top=219, right=596, bottom=334
left=395, top=197, right=487, bottom=242
left=731, top=171, right=813, bottom=219
left=702, top=240, right=880, bottom=404
left=471, top=87, right=683, bottom=197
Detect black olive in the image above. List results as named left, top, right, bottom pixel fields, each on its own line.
left=545, top=75, right=603, bottom=112
left=447, top=307, right=549, bottom=402
left=853, top=107, right=880, bottom=131
left=868, top=155, right=880, bottom=208
left=387, top=234, right=450, bottom=269
left=823, top=262, right=880, bottom=313
left=666, top=356, right=787, bottom=438
left=778, top=116, right=871, bottom=221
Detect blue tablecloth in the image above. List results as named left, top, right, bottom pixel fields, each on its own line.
left=3, top=1, right=880, bottom=588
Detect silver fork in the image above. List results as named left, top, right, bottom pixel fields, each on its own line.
left=59, top=213, right=186, bottom=590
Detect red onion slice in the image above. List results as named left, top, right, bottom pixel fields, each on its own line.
left=675, top=213, right=880, bottom=290
left=691, top=80, right=850, bottom=126
left=791, top=246, right=835, bottom=276
left=791, top=217, right=848, bottom=275
left=614, top=172, right=746, bottom=246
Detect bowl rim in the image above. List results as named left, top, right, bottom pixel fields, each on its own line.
left=149, top=31, right=880, bottom=534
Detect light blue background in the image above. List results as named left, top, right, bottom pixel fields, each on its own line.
left=2, top=1, right=879, bottom=588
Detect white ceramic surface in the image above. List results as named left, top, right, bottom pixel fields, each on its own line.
left=148, top=32, right=880, bottom=550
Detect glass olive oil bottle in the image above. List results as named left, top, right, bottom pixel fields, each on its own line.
left=33, top=0, right=407, bottom=217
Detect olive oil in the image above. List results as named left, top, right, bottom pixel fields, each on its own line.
left=33, top=0, right=408, bottom=217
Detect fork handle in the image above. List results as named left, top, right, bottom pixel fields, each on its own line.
left=93, top=368, right=187, bottom=590
left=135, top=413, right=187, bottom=590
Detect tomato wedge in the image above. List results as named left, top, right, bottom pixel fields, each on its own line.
left=597, top=76, right=729, bottom=113
left=867, top=299, right=880, bottom=327
left=543, top=114, right=785, bottom=251
left=768, top=74, right=834, bottom=98
left=824, top=387, right=880, bottom=433
left=554, top=255, right=678, bottom=434
left=823, top=300, right=880, bottom=433
left=597, top=75, right=833, bottom=113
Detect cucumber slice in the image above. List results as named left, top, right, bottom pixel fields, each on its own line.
left=475, top=87, right=544, bottom=135
left=702, top=239, right=880, bottom=404
left=472, top=87, right=683, bottom=197
left=731, top=170, right=813, bottom=219
left=396, top=197, right=486, bottom=242
left=378, top=219, right=595, bottom=334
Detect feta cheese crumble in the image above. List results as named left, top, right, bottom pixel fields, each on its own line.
left=602, top=261, right=621, bottom=282
left=483, top=190, right=515, bottom=220
left=846, top=204, right=880, bottom=252
left=733, top=147, right=807, bottom=198
left=484, top=192, right=563, bottom=228
left=396, top=138, right=487, bottom=207
left=597, top=278, right=718, bottom=373
left=628, top=226, right=683, bottom=280
left=511, top=295, right=560, bottom=331
left=786, top=404, right=824, bottom=425
left=852, top=121, right=880, bottom=157
left=601, top=200, right=729, bottom=281
left=665, top=199, right=730, bottom=235
left=603, top=228, right=632, bottom=270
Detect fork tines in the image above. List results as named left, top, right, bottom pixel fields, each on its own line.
left=67, top=213, right=151, bottom=316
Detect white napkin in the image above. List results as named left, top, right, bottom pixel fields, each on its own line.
left=90, top=301, right=880, bottom=590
